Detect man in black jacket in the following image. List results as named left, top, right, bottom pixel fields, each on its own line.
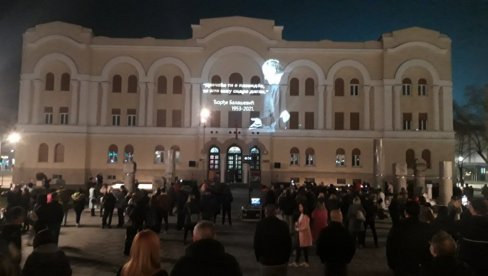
left=316, top=209, right=356, bottom=276
left=254, top=204, right=292, bottom=276
left=457, top=197, right=488, bottom=276
left=171, top=220, right=242, bottom=276
left=386, top=200, right=432, bottom=275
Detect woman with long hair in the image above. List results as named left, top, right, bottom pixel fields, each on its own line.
left=289, top=202, right=313, bottom=268
left=117, top=230, right=168, bottom=276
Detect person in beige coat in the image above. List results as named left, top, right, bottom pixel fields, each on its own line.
left=290, top=203, right=313, bottom=267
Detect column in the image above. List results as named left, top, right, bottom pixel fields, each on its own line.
left=32, top=80, right=43, bottom=124
left=442, top=86, right=454, bottom=131
left=78, top=80, right=90, bottom=126
left=88, top=81, right=100, bottom=126
left=318, top=85, right=325, bottom=129
left=69, top=80, right=79, bottom=125
left=146, top=82, right=155, bottom=127
left=363, top=85, right=371, bottom=130
left=325, top=85, right=333, bottom=129
left=220, top=153, right=226, bottom=184
left=439, top=161, right=453, bottom=205
left=191, top=83, right=201, bottom=128
left=374, top=139, right=384, bottom=187
left=100, top=82, right=109, bottom=126
left=383, top=85, right=393, bottom=131
left=393, top=85, right=402, bottom=130
left=426, top=184, right=433, bottom=200
left=432, top=85, right=440, bottom=131
left=181, top=83, right=191, bottom=128
left=18, top=79, right=32, bottom=124
left=138, top=82, right=147, bottom=126
left=280, top=84, right=288, bottom=119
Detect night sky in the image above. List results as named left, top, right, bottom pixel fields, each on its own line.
left=1, top=0, right=487, bottom=128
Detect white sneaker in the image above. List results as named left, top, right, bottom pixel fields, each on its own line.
left=299, top=262, right=310, bottom=267
left=288, top=262, right=298, bottom=267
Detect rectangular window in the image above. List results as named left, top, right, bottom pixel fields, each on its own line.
left=352, top=154, right=360, bottom=167
left=228, top=111, right=242, bottom=128
left=337, top=178, right=346, bottom=185
left=418, top=113, right=427, bottom=130
left=289, top=112, right=299, bottom=129
left=403, top=113, right=412, bottom=130
left=402, top=84, right=411, bottom=96
left=305, top=112, right=314, bottom=130
left=44, top=107, right=53, bottom=124
left=59, top=107, right=69, bottom=125
left=112, top=108, right=121, bottom=126
left=172, top=110, right=182, bottom=127
left=127, top=109, right=137, bottom=127
left=156, top=109, right=166, bottom=127
left=334, top=112, right=344, bottom=130
left=418, top=84, right=426, bottom=96
left=210, top=110, right=221, bottom=127
left=350, top=112, right=360, bottom=130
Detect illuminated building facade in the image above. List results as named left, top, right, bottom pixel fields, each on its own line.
left=14, top=16, right=455, bottom=188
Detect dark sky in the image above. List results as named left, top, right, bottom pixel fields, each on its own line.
left=1, top=0, right=487, bottom=128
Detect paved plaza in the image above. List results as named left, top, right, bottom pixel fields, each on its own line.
left=20, top=185, right=392, bottom=276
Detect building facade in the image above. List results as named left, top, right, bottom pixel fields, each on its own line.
left=14, top=16, right=455, bottom=188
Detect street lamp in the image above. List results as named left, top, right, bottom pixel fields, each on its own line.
left=1, top=131, right=22, bottom=187
left=457, top=156, right=464, bottom=187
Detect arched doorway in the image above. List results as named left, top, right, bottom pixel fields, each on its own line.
left=249, top=146, right=261, bottom=184
left=208, top=146, right=221, bottom=182
left=226, top=145, right=242, bottom=183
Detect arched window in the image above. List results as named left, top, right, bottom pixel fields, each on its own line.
left=38, top=143, right=49, bottom=162
left=209, top=146, right=220, bottom=170
left=418, top=78, right=427, bottom=96
left=60, top=73, right=70, bottom=91
left=250, top=146, right=261, bottom=170
left=108, top=144, right=118, bottom=163
left=352, top=148, right=361, bottom=167
left=45, top=73, right=54, bottom=91
left=290, top=78, right=299, bottom=96
left=350, top=78, right=359, bottom=96
left=305, top=78, right=314, bottom=96
left=124, top=144, right=134, bottom=162
left=154, top=145, right=164, bottom=164
left=229, top=73, right=243, bottom=95
left=157, top=76, right=167, bottom=94
left=406, top=149, right=415, bottom=169
left=305, top=148, right=315, bottom=166
left=336, top=148, right=346, bottom=167
left=128, top=75, right=138, bottom=93
left=335, top=78, right=344, bottom=96
left=173, top=76, right=183, bottom=94
left=422, top=149, right=431, bottom=169
left=250, top=76, right=261, bottom=96
left=402, top=78, right=412, bottom=96
left=211, top=75, right=222, bottom=94
left=290, top=147, right=299, bottom=165
left=54, top=143, right=64, bottom=163
left=112, top=75, right=122, bottom=93
left=171, top=145, right=181, bottom=163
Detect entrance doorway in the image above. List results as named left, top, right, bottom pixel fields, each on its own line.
left=226, top=145, right=242, bottom=183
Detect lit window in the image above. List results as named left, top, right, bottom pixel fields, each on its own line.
left=290, top=147, right=299, bottom=165
left=352, top=148, right=361, bottom=167
left=154, top=145, right=164, bottom=164
left=336, top=148, right=345, bottom=167
left=209, top=146, right=220, bottom=170
left=124, top=145, right=134, bottom=163
left=108, top=144, right=118, bottom=163
left=305, top=148, right=315, bottom=166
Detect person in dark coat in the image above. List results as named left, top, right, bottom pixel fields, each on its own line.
left=183, top=194, right=200, bottom=244
left=316, top=209, right=356, bottom=276
left=101, top=188, right=116, bottom=228
left=420, top=230, right=474, bottom=276
left=430, top=205, right=456, bottom=239
left=22, top=226, right=72, bottom=276
left=36, top=192, right=64, bottom=245
left=253, top=204, right=292, bottom=276
left=171, top=220, right=242, bottom=276
left=362, top=194, right=378, bottom=247
left=386, top=200, right=432, bottom=276
left=71, top=189, right=86, bottom=227
left=457, top=197, right=488, bottom=276
left=0, top=206, right=25, bottom=267
left=221, top=183, right=233, bottom=225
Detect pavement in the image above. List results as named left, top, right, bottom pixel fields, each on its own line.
left=20, top=185, right=393, bottom=276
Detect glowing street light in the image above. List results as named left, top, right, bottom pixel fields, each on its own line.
left=457, top=156, right=465, bottom=186
left=1, top=131, right=22, bottom=187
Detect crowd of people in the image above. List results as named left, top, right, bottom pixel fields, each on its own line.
left=0, top=177, right=486, bottom=276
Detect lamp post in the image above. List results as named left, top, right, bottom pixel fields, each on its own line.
left=200, top=108, right=210, bottom=181
left=457, top=156, right=464, bottom=187
left=0, top=132, right=21, bottom=187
